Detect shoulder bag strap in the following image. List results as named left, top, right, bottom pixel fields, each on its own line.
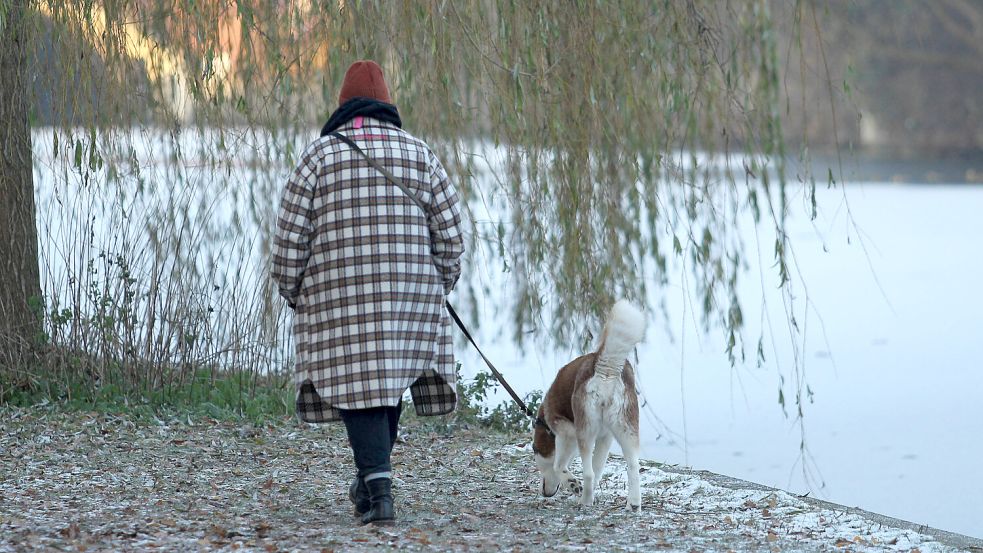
left=329, top=131, right=427, bottom=213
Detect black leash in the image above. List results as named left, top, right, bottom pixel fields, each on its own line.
left=445, top=303, right=531, bottom=414
left=446, top=302, right=555, bottom=436
left=331, top=130, right=553, bottom=436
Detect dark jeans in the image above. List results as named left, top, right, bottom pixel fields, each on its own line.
left=339, top=401, right=402, bottom=480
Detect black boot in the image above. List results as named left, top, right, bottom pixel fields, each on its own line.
left=360, top=478, right=395, bottom=526
left=349, top=476, right=370, bottom=516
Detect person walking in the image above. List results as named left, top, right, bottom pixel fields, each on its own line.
left=271, top=60, right=465, bottom=526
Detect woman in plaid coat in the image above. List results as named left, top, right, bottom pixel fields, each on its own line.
left=272, top=60, right=465, bottom=525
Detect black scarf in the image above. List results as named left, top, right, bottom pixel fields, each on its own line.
left=320, top=97, right=402, bottom=137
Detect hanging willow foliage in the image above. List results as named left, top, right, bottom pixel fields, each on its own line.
left=5, top=0, right=826, bottom=387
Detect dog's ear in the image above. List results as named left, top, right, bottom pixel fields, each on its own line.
left=532, top=423, right=555, bottom=458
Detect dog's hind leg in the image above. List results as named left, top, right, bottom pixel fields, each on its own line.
left=577, top=435, right=598, bottom=506
left=590, top=433, right=613, bottom=485
left=614, top=428, right=642, bottom=511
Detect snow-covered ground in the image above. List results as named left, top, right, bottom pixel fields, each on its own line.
left=505, top=442, right=971, bottom=552
left=5, top=406, right=973, bottom=552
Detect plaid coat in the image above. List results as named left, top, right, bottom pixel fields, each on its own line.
left=271, top=117, right=464, bottom=423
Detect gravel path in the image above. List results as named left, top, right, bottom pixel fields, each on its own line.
left=1, top=407, right=978, bottom=552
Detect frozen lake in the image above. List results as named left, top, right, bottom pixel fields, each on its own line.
left=32, top=130, right=983, bottom=538
left=458, top=180, right=983, bottom=539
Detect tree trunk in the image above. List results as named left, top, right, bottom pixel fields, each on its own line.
left=0, top=0, right=42, bottom=364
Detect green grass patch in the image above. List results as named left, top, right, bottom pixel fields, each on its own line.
left=1, top=367, right=294, bottom=424
left=1, top=356, right=541, bottom=432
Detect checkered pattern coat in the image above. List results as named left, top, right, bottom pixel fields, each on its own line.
left=271, top=118, right=464, bottom=423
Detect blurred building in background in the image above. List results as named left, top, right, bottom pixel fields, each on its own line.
left=777, top=0, right=983, bottom=159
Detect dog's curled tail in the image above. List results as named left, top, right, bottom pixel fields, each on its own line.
left=595, top=299, right=646, bottom=376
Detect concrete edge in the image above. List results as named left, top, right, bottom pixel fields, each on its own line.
left=634, top=458, right=983, bottom=552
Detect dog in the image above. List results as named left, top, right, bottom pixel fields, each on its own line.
left=533, top=299, right=646, bottom=510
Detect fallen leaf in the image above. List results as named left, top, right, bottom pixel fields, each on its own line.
left=59, top=523, right=81, bottom=539
left=211, top=525, right=240, bottom=539
left=255, top=522, right=272, bottom=538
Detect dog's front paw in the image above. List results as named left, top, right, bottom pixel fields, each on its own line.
left=565, top=477, right=583, bottom=496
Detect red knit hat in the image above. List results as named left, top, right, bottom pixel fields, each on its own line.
left=338, top=60, right=392, bottom=105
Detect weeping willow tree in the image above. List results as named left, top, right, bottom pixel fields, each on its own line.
left=0, top=0, right=829, bottom=418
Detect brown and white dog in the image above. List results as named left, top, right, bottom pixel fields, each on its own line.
left=533, top=300, right=646, bottom=510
